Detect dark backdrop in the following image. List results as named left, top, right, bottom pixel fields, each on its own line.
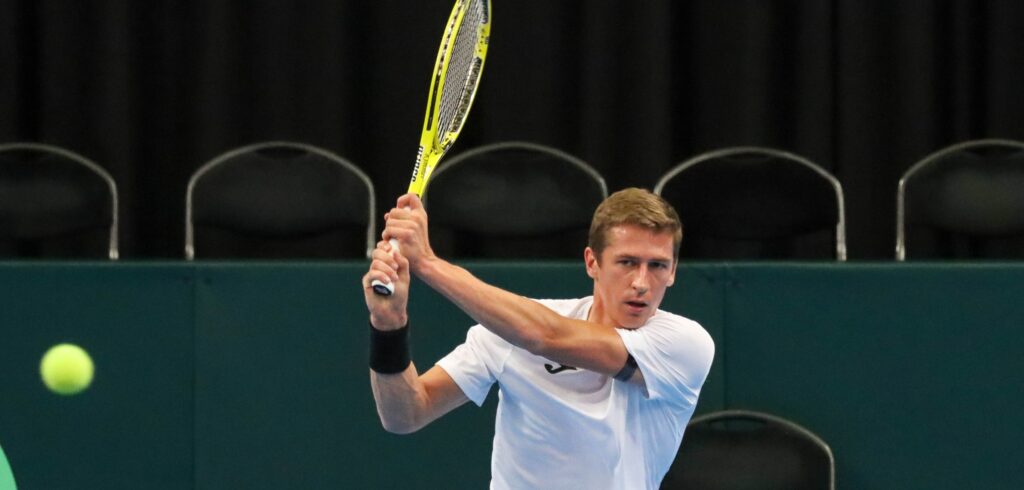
left=2, top=0, right=1023, bottom=258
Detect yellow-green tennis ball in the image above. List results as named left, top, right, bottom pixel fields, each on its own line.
left=40, top=343, right=94, bottom=395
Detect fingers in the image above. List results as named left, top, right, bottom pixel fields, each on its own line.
left=363, top=239, right=409, bottom=328
left=393, top=246, right=410, bottom=273
left=381, top=221, right=417, bottom=243
left=395, top=193, right=423, bottom=210
left=384, top=205, right=416, bottom=222
left=373, top=238, right=394, bottom=255
left=364, top=260, right=397, bottom=286
left=382, top=194, right=430, bottom=264
left=381, top=204, right=421, bottom=240
left=363, top=268, right=394, bottom=290
left=366, top=240, right=401, bottom=285
left=385, top=194, right=425, bottom=231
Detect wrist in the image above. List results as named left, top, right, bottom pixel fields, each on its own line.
left=370, top=313, right=408, bottom=331
left=369, top=320, right=411, bottom=374
left=413, top=254, right=442, bottom=280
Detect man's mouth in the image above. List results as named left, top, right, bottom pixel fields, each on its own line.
left=625, top=300, right=647, bottom=312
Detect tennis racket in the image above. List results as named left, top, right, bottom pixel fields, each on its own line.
left=372, top=0, right=491, bottom=296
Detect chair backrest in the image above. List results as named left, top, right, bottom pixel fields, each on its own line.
left=655, top=147, right=846, bottom=261
left=0, top=143, right=119, bottom=259
left=896, top=138, right=1024, bottom=260
left=661, top=410, right=836, bottom=490
left=185, top=141, right=375, bottom=260
left=422, top=141, right=607, bottom=259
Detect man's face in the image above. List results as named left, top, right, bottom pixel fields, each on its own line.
left=585, top=224, right=677, bottom=329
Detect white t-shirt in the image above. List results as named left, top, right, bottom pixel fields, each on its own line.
left=436, top=297, right=715, bottom=490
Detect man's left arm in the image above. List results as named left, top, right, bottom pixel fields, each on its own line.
left=421, top=256, right=633, bottom=376
left=616, top=318, right=715, bottom=403
left=382, top=194, right=632, bottom=380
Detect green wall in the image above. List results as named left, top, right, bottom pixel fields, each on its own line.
left=0, top=264, right=194, bottom=488
left=1, top=262, right=1022, bottom=489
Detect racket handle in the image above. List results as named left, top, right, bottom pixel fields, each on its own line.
left=370, top=238, right=401, bottom=296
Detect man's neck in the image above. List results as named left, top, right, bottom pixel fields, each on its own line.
left=587, top=293, right=614, bottom=327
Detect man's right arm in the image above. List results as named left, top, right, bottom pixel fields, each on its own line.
left=369, top=363, right=469, bottom=434
left=363, top=239, right=469, bottom=434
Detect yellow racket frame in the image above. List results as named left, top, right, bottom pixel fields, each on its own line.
left=407, top=0, right=491, bottom=197
left=372, top=0, right=490, bottom=296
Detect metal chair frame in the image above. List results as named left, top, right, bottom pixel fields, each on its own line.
left=655, top=146, right=847, bottom=261
left=0, top=142, right=119, bottom=260
left=685, top=409, right=837, bottom=490
left=895, top=138, right=1024, bottom=261
left=184, top=141, right=375, bottom=260
left=424, top=141, right=608, bottom=201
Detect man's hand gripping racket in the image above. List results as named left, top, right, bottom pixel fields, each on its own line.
left=372, top=0, right=490, bottom=296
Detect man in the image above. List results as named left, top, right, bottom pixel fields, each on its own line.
left=362, top=187, right=714, bottom=489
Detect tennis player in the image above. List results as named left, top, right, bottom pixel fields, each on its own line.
left=362, top=187, right=714, bottom=489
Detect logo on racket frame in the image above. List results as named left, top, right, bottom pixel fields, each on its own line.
left=410, top=145, right=426, bottom=184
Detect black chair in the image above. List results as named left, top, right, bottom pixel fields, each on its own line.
left=655, top=147, right=846, bottom=261
left=896, top=138, right=1024, bottom=260
left=185, top=141, right=375, bottom=260
left=661, top=410, right=836, bottom=490
left=422, top=141, right=607, bottom=259
left=0, top=143, right=119, bottom=259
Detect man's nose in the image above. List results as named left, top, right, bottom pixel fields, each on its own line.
left=632, top=266, right=650, bottom=294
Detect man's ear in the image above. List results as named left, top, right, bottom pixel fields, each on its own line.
left=666, top=261, right=677, bottom=287
left=584, top=247, right=599, bottom=279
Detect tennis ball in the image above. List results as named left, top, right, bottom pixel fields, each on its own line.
left=40, top=343, right=94, bottom=395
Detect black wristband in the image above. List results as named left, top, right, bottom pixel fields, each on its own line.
left=369, top=322, right=411, bottom=374
left=613, top=353, right=638, bottom=382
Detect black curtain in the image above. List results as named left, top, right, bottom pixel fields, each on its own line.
left=2, top=0, right=1022, bottom=258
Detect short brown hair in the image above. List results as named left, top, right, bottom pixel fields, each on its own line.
left=588, top=187, right=683, bottom=260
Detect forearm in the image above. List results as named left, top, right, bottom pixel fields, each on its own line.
left=413, top=256, right=571, bottom=354
left=367, top=322, right=467, bottom=434
left=369, top=363, right=430, bottom=434
left=366, top=319, right=425, bottom=434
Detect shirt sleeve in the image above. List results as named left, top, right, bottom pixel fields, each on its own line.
left=436, top=325, right=513, bottom=406
left=616, top=313, right=715, bottom=408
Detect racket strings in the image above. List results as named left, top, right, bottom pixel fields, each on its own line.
left=438, top=0, right=484, bottom=138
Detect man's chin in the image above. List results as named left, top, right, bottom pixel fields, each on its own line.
left=616, top=314, right=648, bottom=330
